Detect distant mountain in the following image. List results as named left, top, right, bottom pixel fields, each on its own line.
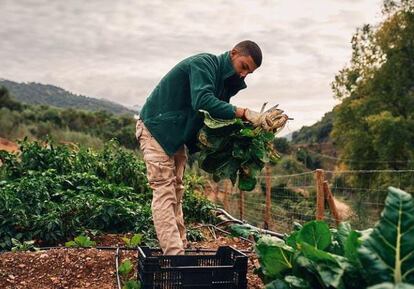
left=0, top=79, right=135, bottom=115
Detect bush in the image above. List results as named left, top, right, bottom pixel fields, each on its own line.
left=0, top=140, right=214, bottom=249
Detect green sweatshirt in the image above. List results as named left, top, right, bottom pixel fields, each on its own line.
left=139, top=51, right=247, bottom=155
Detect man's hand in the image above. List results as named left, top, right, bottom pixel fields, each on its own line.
left=240, top=107, right=289, bottom=133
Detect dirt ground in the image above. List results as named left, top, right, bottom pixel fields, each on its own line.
left=0, top=137, right=18, bottom=153
left=0, top=232, right=264, bottom=289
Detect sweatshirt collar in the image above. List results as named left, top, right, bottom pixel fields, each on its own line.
left=220, top=51, right=237, bottom=80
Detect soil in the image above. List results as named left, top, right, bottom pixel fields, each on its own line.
left=0, top=232, right=264, bottom=289
left=0, top=137, right=18, bottom=153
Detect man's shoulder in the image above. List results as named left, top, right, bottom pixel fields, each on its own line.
left=180, top=52, right=219, bottom=66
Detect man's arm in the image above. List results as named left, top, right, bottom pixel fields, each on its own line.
left=235, top=107, right=247, bottom=120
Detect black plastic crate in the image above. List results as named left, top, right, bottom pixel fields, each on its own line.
left=137, top=246, right=248, bottom=289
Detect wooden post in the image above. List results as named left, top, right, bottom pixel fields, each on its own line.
left=239, top=188, right=245, bottom=221
left=223, top=180, right=230, bottom=211
left=264, top=165, right=272, bottom=230
left=315, top=169, right=325, bottom=220
left=213, top=181, right=219, bottom=202
left=323, top=181, right=341, bottom=226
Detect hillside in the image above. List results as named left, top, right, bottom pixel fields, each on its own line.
left=291, top=110, right=334, bottom=144
left=0, top=79, right=135, bottom=115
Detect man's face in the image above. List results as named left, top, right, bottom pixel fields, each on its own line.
left=230, top=49, right=258, bottom=78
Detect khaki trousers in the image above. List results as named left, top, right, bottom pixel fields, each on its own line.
left=135, top=119, right=187, bottom=255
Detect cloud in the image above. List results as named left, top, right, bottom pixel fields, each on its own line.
left=0, top=0, right=382, bottom=131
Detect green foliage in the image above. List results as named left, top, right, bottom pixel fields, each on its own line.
left=273, top=138, right=291, bottom=154
left=0, top=140, right=215, bottom=250
left=230, top=224, right=260, bottom=240
left=330, top=1, right=414, bottom=195
left=291, top=111, right=334, bottom=144
left=295, top=148, right=321, bottom=170
left=358, top=187, right=414, bottom=285
left=122, top=280, right=141, bottom=289
left=186, top=227, right=205, bottom=242
left=118, top=259, right=134, bottom=277
left=255, top=186, right=414, bottom=289
left=122, top=234, right=143, bottom=248
left=198, top=110, right=280, bottom=191
left=11, top=238, right=39, bottom=252
left=65, top=235, right=96, bottom=248
left=0, top=86, right=23, bottom=111
left=0, top=86, right=137, bottom=149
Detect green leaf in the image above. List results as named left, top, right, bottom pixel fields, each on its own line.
left=11, top=238, right=20, bottom=246
left=285, top=231, right=299, bottom=250
left=239, top=173, right=257, bottom=191
left=367, top=283, right=414, bottom=289
left=297, top=220, right=331, bottom=250
left=65, top=240, right=76, bottom=247
left=118, top=259, right=134, bottom=276
left=337, top=222, right=353, bottom=248
left=199, top=110, right=238, bottom=128
left=230, top=224, right=259, bottom=239
left=265, top=279, right=290, bottom=289
left=240, top=128, right=256, bottom=138
left=284, top=275, right=310, bottom=288
left=255, top=235, right=294, bottom=280
left=129, top=234, right=142, bottom=247
left=344, top=230, right=362, bottom=264
left=122, top=280, right=141, bottom=289
left=300, top=242, right=346, bottom=288
left=359, top=187, right=414, bottom=285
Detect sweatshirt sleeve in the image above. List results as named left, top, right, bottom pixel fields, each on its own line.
left=188, top=56, right=236, bottom=119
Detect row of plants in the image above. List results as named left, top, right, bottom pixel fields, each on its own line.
left=0, top=139, right=213, bottom=250
left=232, top=186, right=414, bottom=288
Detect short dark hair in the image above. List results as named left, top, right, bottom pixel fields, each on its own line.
left=234, top=40, right=262, bottom=67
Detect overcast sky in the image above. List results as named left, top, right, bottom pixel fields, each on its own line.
left=0, top=0, right=383, bottom=135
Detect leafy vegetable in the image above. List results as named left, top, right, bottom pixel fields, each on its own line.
left=252, top=186, right=414, bottom=289
left=11, top=238, right=39, bottom=252
left=122, top=280, right=141, bottom=289
left=0, top=139, right=214, bottom=250
left=65, top=235, right=96, bottom=248
left=359, top=187, right=414, bottom=285
left=198, top=110, right=280, bottom=191
left=122, top=234, right=143, bottom=248
left=118, top=259, right=134, bottom=276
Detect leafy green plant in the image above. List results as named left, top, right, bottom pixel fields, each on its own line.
left=11, top=238, right=40, bottom=252
left=198, top=110, right=280, bottom=191
left=186, top=227, right=205, bottom=242
left=122, top=280, right=141, bottom=289
left=358, top=187, right=414, bottom=286
left=0, top=140, right=215, bottom=250
left=122, top=234, right=143, bottom=248
left=65, top=235, right=96, bottom=248
left=254, top=186, right=414, bottom=289
left=118, top=259, right=134, bottom=277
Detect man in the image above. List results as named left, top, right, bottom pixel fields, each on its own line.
left=136, top=40, right=287, bottom=255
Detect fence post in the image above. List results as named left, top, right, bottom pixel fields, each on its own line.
left=315, top=169, right=325, bottom=220
left=239, top=188, right=245, bottom=221
left=264, top=165, right=272, bottom=230
left=223, top=180, right=230, bottom=211
left=323, top=181, right=341, bottom=226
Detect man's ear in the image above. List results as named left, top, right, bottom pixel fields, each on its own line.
left=230, top=48, right=238, bottom=58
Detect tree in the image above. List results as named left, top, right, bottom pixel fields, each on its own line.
left=0, top=86, right=22, bottom=111
left=331, top=0, right=414, bottom=192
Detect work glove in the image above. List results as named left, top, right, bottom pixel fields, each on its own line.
left=244, top=106, right=289, bottom=133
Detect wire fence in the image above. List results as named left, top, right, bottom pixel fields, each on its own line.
left=205, top=169, right=414, bottom=234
